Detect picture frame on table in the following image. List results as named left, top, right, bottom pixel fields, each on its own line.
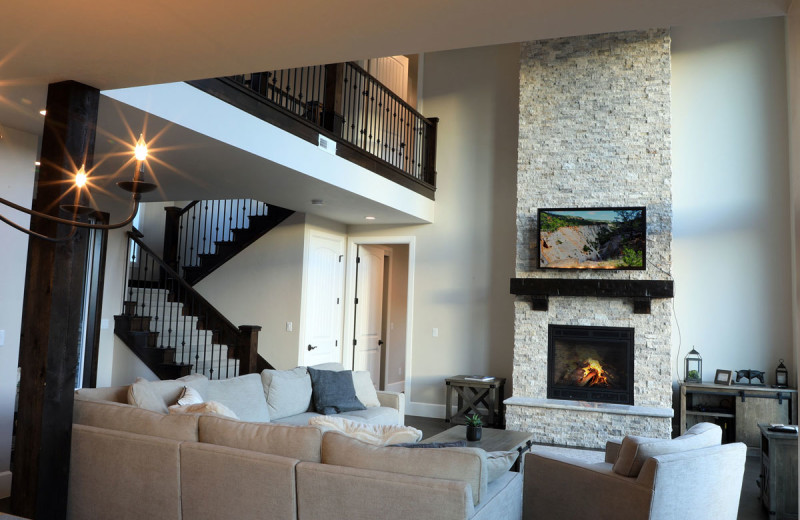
left=714, top=369, right=732, bottom=385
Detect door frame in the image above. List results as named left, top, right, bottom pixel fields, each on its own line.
left=343, top=236, right=415, bottom=400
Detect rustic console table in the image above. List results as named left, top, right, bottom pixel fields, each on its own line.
left=758, top=423, right=798, bottom=520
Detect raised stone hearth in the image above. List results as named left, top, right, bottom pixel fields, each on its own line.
left=507, top=29, right=674, bottom=448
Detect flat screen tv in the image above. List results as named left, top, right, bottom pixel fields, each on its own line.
left=538, top=207, right=646, bottom=270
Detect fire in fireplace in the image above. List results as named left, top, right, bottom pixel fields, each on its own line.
left=547, top=325, right=634, bottom=405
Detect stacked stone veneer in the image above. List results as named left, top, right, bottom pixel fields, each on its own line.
left=507, top=29, right=674, bottom=448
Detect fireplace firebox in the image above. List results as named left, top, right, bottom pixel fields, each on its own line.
left=547, top=325, right=634, bottom=405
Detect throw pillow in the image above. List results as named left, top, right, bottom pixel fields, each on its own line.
left=261, top=367, right=313, bottom=419
left=206, top=373, right=270, bottom=423
left=177, top=386, right=204, bottom=406
left=391, top=441, right=468, bottom=448
left=351, top=371, right=381, bottom=408
left=127, top=374, right=209, bottom=414
left=307, top=367, right=366, bottom=414
left=169, top=401, right=239, bottom=420
left=309, top=415, right=421, bottom=445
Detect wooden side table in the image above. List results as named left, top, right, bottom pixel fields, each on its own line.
left=758, top=424, right=798, bottom=520
left=445, top=375, right=506, bottom=428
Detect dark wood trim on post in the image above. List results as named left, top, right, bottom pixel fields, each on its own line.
left=237, top=325, right=261, bottom=375
left=162, top=206, right=182, bottom=273
left=323, top=63, right=344, bottom=136
left=423, top=117, right=439, bottom=187
left=12, top=80, right=100, bottom=520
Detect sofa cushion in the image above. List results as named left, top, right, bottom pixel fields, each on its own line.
left=352, top=371, right=381, bottom=408
left=261, top=367, right=312, bottom=420
left=307, top=367, right=365, bottom=415
left=168, top=401, right=239, bottom=419
left=338, top=406, right=401, bottom=425
left=321, top=431, right=487, bottom=506
left=271, top=412, right=322, bottom=426
left=308, top=415, right=421, bottom=445
left=206, top=373, right=270, bottom=423
left=127, top=374, right=209, bottom=414
left=198, top=415, right=322, bottom=462
left=486, top=450, right=518, bottom=482
left=73, top=398, right=199, bottom=441
left=613, top=422, right=722, bottom=477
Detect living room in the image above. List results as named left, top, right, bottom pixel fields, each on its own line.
left=0, top=1, right=799, bottom=519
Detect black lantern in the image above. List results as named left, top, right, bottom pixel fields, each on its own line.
left=776, top=359, right=789, bottom=388
left=685, top=348, right=702, bottom=383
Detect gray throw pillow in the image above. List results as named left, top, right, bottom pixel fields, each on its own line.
left=307, top=367, right=366, bottom=415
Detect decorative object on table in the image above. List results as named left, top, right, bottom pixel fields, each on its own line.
left=714, top=369, right=732, bottom=386
left=775, top=359, right=789, bottom=388
left=734, top=369, right=765, bottom=386
left=465, top=413, right=483, bottom=441
left=684, top=348, right=702, bottom=383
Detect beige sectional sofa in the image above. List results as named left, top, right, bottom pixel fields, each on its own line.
left=68, top=398, right=523, bottom=520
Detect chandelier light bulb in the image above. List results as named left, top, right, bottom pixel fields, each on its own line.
left=134, top=134, right=148, bottom=162
left=75, top=165, right=87, bottom=188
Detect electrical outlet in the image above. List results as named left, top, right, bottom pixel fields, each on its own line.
left=101, top=319, right=109, bottom=330
left=286, top=322, right=293, bottom=332
left=432, top=328, right=438, bottom=337
left=0, top=330, right=4, bottom=346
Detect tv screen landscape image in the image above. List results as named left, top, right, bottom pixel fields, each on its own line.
left=538, top=207, right=646, bottom=270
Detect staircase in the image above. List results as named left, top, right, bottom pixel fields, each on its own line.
left=166, top=200, right=294, bottom=285
left=115, top=226, right=272, bottom=380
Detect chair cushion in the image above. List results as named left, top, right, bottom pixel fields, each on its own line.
left=261, top=367, right=313, bottom=420
left=307, top=367, right=365, bottom=415
left=206, top=373, right=270, bottom=423
left=612, top=422, right=722, bottom=477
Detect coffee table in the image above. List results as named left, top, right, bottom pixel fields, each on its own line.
left=424, top=426, right=533, bottom=471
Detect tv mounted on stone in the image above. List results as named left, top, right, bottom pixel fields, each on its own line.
left=537, top=207, right=646, bottom=270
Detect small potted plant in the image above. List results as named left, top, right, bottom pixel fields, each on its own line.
left=465, top=413, right=483, bottom=441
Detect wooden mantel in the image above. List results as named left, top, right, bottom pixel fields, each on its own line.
left=509, top=278, right=674, bottom=314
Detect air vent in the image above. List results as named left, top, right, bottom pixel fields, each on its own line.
left=318, top=135, right=337, bottom=155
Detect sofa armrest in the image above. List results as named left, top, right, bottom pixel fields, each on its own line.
left=523, top=452, right=652, bottom=520
left=376, top=391, right=405, bottom=424
left=75, top=385, right=130, bottom=404
left=605, top=439, right=622, bottom=463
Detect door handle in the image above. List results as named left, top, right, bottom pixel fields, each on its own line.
left=378, top=340, right=384, bottom=346
left=307, top=344, right=317, bottom=351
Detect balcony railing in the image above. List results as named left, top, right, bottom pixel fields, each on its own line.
left=190, top=62, right=438, bottom=199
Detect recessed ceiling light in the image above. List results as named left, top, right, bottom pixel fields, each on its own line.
left=39, top=109, right=46, bottom=116
left=365, top=216, right=376, bottom=220
left=311, top=199, right=324, bottom=205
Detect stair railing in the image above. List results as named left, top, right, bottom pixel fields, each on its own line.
left=164, top=199, right=269, bottom=278
left=122, top=229, right=262, bottom=378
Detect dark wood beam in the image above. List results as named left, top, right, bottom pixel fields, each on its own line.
left=11, top=81, right=99, bottom=520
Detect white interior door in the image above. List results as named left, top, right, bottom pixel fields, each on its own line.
left=353, top=245, right=385, bottom=385
left=301, top=232, right=345, bottom=366
left=366, top=56, right=409, bottom=101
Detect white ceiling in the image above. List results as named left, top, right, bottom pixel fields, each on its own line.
left=0, top=0, right=790, bottom=222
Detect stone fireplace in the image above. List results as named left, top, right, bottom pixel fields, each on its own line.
left=505, top=29, right=674, bottom=448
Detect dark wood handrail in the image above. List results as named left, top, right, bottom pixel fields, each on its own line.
left=127, top=230, right=241, bottom=339
left=177, top=200, right=200, bottom=217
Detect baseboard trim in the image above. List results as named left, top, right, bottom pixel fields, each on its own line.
left=0, top=470, right=11, bottom=498
left=406, top=401, right=445, bottom=419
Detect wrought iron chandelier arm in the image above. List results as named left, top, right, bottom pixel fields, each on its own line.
left=0, top=195, right=140, bottom=230
left=0, top=214, right=78, bottom=242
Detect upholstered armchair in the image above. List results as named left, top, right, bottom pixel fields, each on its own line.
left=523, top=423, right=746, bottom=520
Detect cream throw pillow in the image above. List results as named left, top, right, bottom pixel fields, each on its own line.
left=169, top=401, right=239, bottom=420
left=177, top=386, right=204, bottom=406
left=485, top=450, right=518, bottom=481
left=352, top=371, right=381, bottom=408
left=309, top=415, right=422, bottom=445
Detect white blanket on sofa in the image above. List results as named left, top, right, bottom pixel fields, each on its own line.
left=309, top=415, right=422, bottom=446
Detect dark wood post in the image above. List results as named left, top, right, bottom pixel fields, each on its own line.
left=323, top=63, right=345, bottom=136
left=237, top=325, right=261, bottom=375
left=423, top=117, right=439, bottom=187
left=11, top=81, right=99, bottom=520
left=162, top=206, right=182, bottom=273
